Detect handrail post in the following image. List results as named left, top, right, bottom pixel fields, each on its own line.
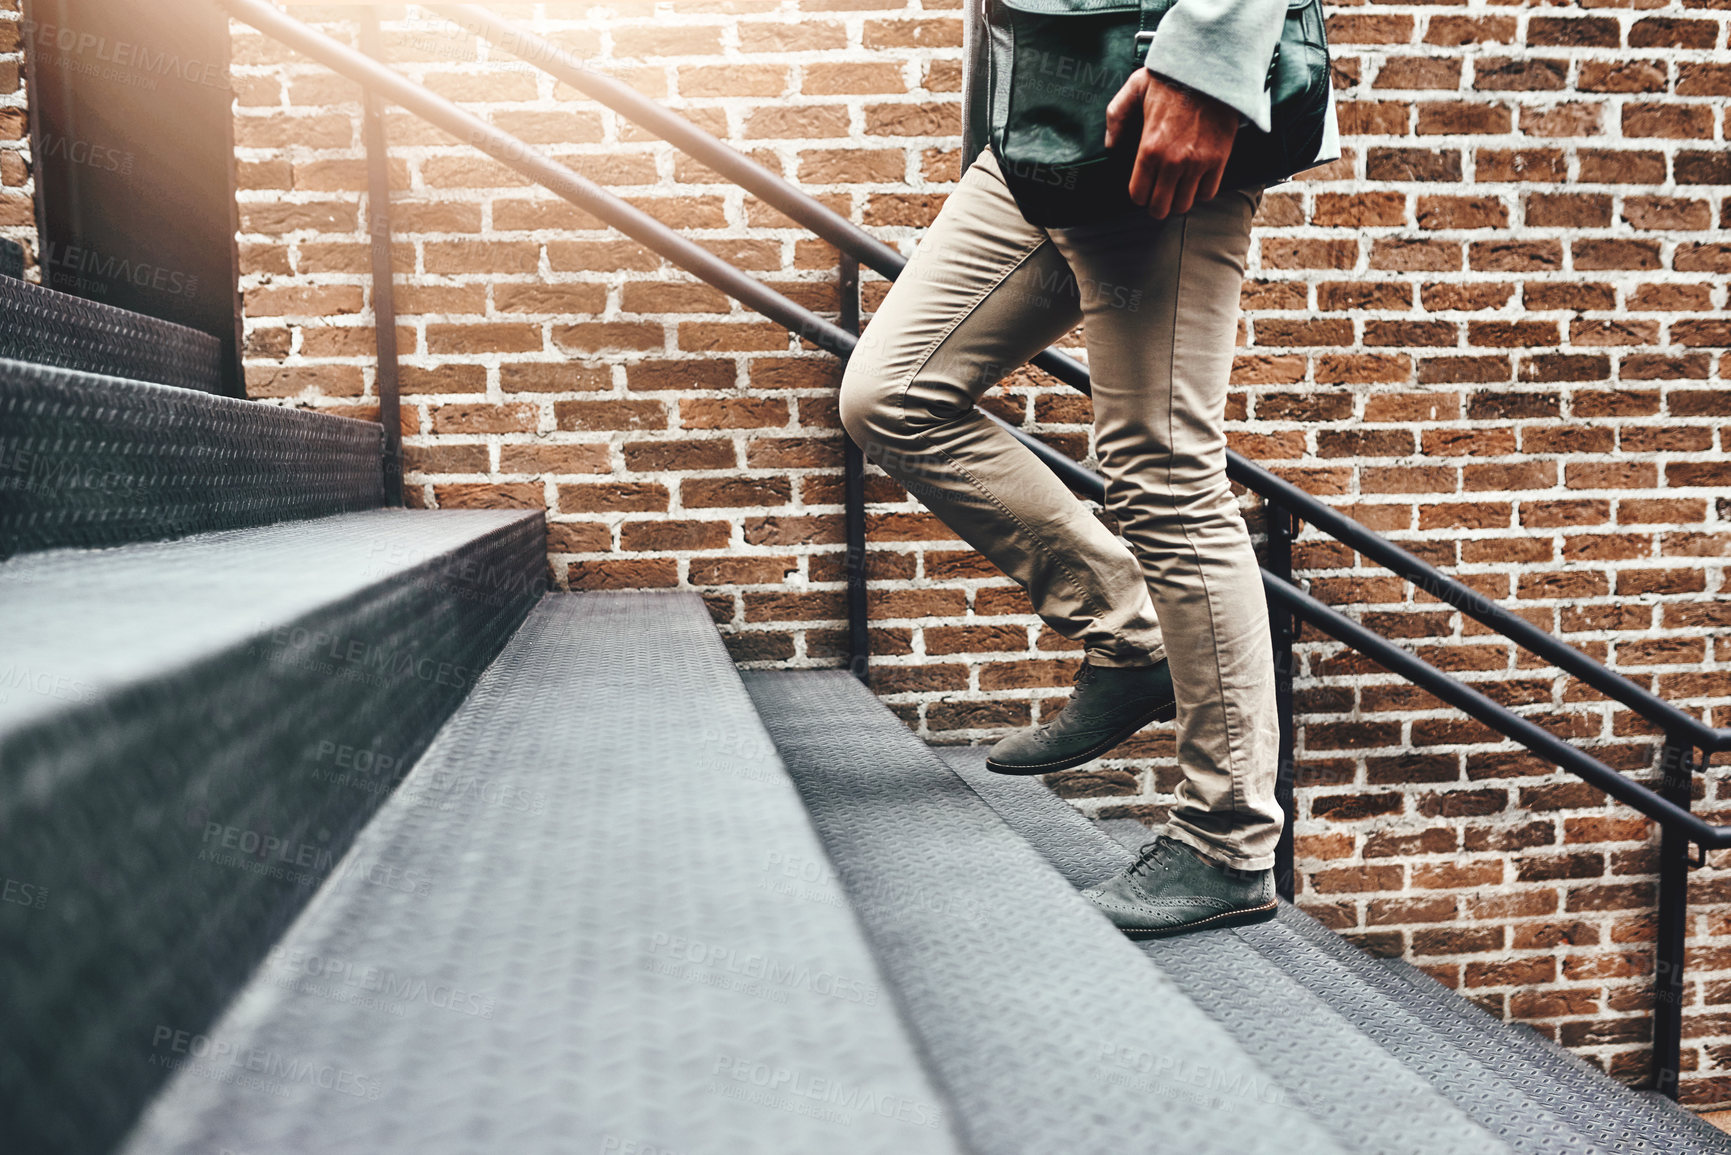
left=1652, top=736, right=1695, bottom=1099
left=839, top=252, right=868, bottom=682
left=360, top=9, right=403, bottom=506
left=1267, top=497, right=1297, bottom=901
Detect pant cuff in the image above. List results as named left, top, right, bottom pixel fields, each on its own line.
left=1160, top=822, right=1276, bottom=873
left=1084, top=645, right=1166, bottom=669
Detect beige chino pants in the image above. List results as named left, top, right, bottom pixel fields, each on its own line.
left=839, top=148, right=1282, bottom=870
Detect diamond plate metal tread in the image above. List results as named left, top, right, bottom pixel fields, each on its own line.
left=0, top=275, right=223, bottom=392
left=1364, top=955, right=1731, bottom=1155
left=1239, top=918, right=1602, bottom=1155
left=0, top=357, right=383, bottom=558
left=1, top=509, right=544, bottom=1155
left=1276, top=914, right=1731, bottom=1155
left=1148, top=924, right=1512, bottom=1155
left=745, top=671, right=1348, bottom=1155
left=931, top=750, right=1508, bottom=1154
left=1097, top=816, right=1159, bottom=853
left=932, top=746, right=1129, bottom=889
left=123, top=592, right=966, bottom=1155
left=931, top=747, right=1707, bottom=1154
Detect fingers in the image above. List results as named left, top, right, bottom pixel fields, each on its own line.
left=1169, top=165, right=1204, bottom=217
left=1123, top=74, right=1239, bottom=217
left=1198, top=156, right=1226, bottom=206
left=1127, top=144, right=1156, bottom=207
left=1145, top=158, right=1182, bottom=220
left=1104, top=71, right=1146, bottom=149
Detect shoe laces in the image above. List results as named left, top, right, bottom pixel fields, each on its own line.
left=1070, top=660, right=1097, bottom=693
left=1032, top=662, right=1096, bottom=734
left=1126, top=835, right=1179, bottom=879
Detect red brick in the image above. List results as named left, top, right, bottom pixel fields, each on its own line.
left=567, top=559, right=679, bottom=590
left=552, top=479, right=669, bottom=518
left=619, top=520, right=731, bottom=552
left=553, top=400, right=667, bottom=432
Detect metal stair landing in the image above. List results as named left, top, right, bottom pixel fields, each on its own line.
left=121, top=592, right=965, bottom=1155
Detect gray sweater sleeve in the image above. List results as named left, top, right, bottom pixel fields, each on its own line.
left=1142, top=0, right=1288, bottom=133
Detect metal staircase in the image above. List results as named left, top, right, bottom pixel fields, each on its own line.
left=2, top=279, right=1725, bottom=1153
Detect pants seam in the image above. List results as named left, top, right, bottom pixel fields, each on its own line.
left=892, top=235, right=1124, bottom=634
left=1163, top=211, right=1250, bottom=821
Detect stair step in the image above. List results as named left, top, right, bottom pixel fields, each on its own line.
left=122, top=592, right=964, bottom=1155
left=1, top=358, right=383, bottom=557
left=1242, top=915, right=1599, bottom=1154
left=745, top=670, right=1347, bottom=1155
left=0, top=276, right=224, bottom=393
left=1283, top=913, right=1731, bottom=1155
left=934, top=747, right=1731, bottom=1155
left=1152, top=919, right=1509, bottom=1154
left=1, top=509, right=544, bottom=1155
left=934, top=744, right=1519, bottom=1153
left=929, top=744, right=1127, bottom=890
left=1097, top=816, right=1159, bottom=853
left=927, top=755, right=1510, bottom=1152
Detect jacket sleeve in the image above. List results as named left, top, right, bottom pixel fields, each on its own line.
left=1142, top=0, right=1288, bottom=133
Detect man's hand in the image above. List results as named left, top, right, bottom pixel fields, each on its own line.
left=1104, top=69, right=1239, bottom=220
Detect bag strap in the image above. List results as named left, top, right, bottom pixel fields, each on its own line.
left=1133, top=0, right=1174, bottom=61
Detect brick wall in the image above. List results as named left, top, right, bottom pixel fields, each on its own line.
left=220, top=0, right=1731, bottom=1103
left=1, top=0, right=36, bottom=266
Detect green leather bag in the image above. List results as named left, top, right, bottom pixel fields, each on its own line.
left=984, top=0, right=1332, bottom=226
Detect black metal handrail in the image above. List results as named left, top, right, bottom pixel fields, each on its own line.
left=216, top=0, right=1724, bottom=1096
left=436, top=1, right=1729, bottom=762
left=429, top=4, right=1099, bottom=403
left=1234, top=453, right=1731, bottom=756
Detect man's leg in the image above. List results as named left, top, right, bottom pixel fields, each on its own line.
left=839, top=150, right=1165, bottom=671
left=1046, top=184, right=1284, bottom=874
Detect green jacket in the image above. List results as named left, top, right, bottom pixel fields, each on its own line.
left=960, top=0, right=1339, bottom=176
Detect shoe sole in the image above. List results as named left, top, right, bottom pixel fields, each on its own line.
left=983, top=699, right=1178, bottom=776
left=1118, top=899, right=1279, bottom=940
